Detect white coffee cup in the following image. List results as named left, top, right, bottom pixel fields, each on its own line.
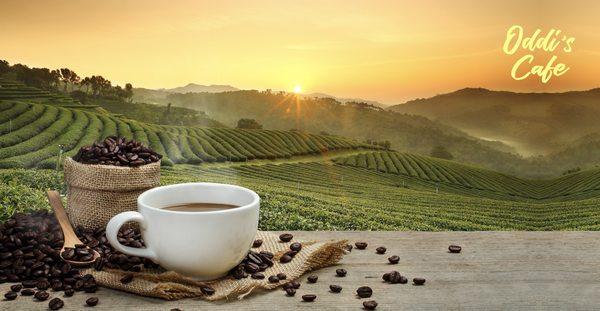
left=106, top=182, right=260, bottom=280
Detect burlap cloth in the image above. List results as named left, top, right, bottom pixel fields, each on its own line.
left=63, top=157, right=160, bottom=231
left=82, top=232, right=347, bottom=301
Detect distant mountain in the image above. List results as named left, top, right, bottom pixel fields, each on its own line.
left=388, top=87, right=600, bottom=156
left=305, top=92, right=388, bottom=108
left=160, top=83, right=239, bottom=94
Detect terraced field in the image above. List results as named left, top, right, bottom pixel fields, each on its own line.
left=0, top=101, right=373, bottom=168
left=4, top=163, right=600, bottom=230
left=333, top=151, right=600, bottom=201
left=0, top=78, right=84, bottom=106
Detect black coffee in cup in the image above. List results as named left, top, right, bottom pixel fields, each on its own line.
left=163, top=203, right=239, bottom=212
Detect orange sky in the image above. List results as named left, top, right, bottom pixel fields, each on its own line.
left=1, top=0, right=599, bottom=104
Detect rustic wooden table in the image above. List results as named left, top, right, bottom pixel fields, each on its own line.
left=2, top=231, right=600, bottom=310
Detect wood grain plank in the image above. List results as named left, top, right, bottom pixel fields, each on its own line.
left=2, top=231, right=600, bottom=310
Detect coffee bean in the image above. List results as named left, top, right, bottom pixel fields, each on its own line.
left=37, top=280, right=50, bottom=290
left=268, top=275, right=279, bottom=283
left=49, top=297, right=64, bottom=310
left=21, top=288, right=35, bottom=296
left=449, top=245, right=462, bottom=253
left=279, top=233, right=293, bottom=242
left=22, top=279, right=37, bottom=288
left=120, top=274, right=134, bottom=284
left=301, top=294, right=317, bottom=302
left=335, top=268, right=347, bottom=277
left=10, top=285, right=22, bottom=292
left=73, top=136, right=162, bottom=167
left=355, top=242, right=368, bottom=250
left=375, top=246, right=387, bottom=254
left=284, top=250, right=297, bottom=258
left=34, top=290, right=50, bottom=301
left=201, top=286, right=215, bottom=296
left=285, top=288, right=296, bottom=296
left=363, top=300, right=378, bottom=310
left=279, top=254, right=293, bottom=263
left=86, top=297, right=99, bottom=306
left=382, top=272, right=391, bottom=282
left=4, top=291, right=17, bottom=300
left=252, top=239, right=263, bottom=248
left=356, top=286, right=373, bottom=298
left=399, top=276, right=408, bottom=284
left=413, top=277, right=426, bottom=285
left=291, top=281, right=301, bottom=289
left=388, top=271, right=402, bottom=284
left=307, top=275, right=318, bottom=283
left=277, top=273, right=287, bottom=280
left=290, top=242, right=302, bottom=252
left=388, top=255, right=400, bottom=264
left=64, top=288, right=74, bottom=297
left=251, top=272, right=265, bottom=279
left=345, top=244, right=353, bottom=252
left=329, top=285, right=342, bottom=293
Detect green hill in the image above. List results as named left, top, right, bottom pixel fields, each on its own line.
left=141, top=89, right=530, bottom=176
left=0, top=101, right=375, bottom=169
left=333, top=151, right=600, bottom=202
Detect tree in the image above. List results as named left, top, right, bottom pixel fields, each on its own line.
left=430, top=145, right=453, bottom=160
left=0, top=60, right=9, bottom=75
left=125, top=83, right=133, bottom=102
left=80, top=77, right=92, bottom=94
left=237, top=118, right=263, bottom=129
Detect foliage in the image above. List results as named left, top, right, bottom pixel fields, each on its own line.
left=237, top=118, right=263, bottom=129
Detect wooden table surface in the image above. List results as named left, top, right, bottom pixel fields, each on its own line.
left=2, top=231, right=600, bottom=310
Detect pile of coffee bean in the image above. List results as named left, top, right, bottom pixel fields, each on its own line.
left=72, top=136, right=162, bottom=167
left=0, top=211, right=102, bottom=309
left=60, top=245, right=94, bottom=262
left=0, top=211, right=160, bottom=309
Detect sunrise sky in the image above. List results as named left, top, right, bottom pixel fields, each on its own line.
left=1, top=0, right=599, bottom=104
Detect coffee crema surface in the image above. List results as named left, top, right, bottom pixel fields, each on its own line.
left=162, top=203, right=239, bottom=212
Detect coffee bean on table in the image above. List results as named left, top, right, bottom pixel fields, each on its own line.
left=64, top=288, right=75, bottom=297
left=375, top=246, right=387, bottom=254
left=413, top=277, right=426, bottom=285
left=277, top=273, right=287, bottom=280
left=86, top=297, right=99, bottom=306
left=399, top=275, right=408, bottom=284
left=301, top=294, right=317, bottom=302
left=363, top=300, right=378, bottom=310
left=307, top=275, right=318, bottom=283
left=252, top=239, right=263, bottom=248
left=356, top=286, right=373, bottom=298
left=268, top=275, right=279, bottom=283
left=335, top=268, right=347, bottom=277
left=355, top=242, right=368, bottom=250
left=4, top=291, right=17, bottom=300
left=10, top=285, right=22, bottom=292
left=388, top=271, right=402, bottom=284
left=388, top=255, right=400, bottom=264
left=37, top=280, right=51, bottom=290
left=329, top=285, right=342, bottom=293
left=284, top=250, right=298, bottom=258
left=49, top=297, right=64, bottom=310
left=285, top=288, right=296, bottom=296
left=22, top=280, right=37, bottom=288
left=201, top=286, right=215, bottom=296
left=34, top=290, right=50, bottom=301
left=251, top=272, right=265, bottom=279
left=291, top=281, right=301, bottom=289
left=449, top=245, right=462, bottom=253
left=279, top=254, right=293, bottom=263
left=290, top=242, right=302, bottom=252
left=279, top=233, right=293, bottom=242
left=21, top=288, right=35, bottom=296
left=345, top=244, right=353, bottom=252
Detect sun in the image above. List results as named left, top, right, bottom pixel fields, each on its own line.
left=293, top=85, right=302, bottom=94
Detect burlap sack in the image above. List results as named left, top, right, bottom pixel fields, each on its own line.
left=63, top=157, right=160, bottom=231
left=83, top=232, right=348, bottom=301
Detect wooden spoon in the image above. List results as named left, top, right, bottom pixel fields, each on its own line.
left=47, top=190, right=100, bottom=266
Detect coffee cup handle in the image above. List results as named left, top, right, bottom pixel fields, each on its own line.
left=106, top=211, right=157, bottom=261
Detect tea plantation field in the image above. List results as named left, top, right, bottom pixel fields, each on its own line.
left=0, top=101, right=374, bottom=168
left=4, top=162, right=600, bottom=230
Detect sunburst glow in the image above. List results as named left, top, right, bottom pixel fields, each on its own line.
left=293, top=85, right=302, bottom=94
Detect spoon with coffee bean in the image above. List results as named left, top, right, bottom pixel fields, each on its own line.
left=47, top=190, right=101, bottom=266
